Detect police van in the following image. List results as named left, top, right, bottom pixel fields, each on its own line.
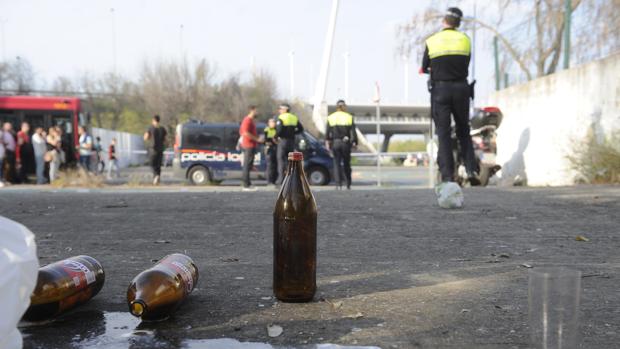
left=172, top=121, right=333, bottom=186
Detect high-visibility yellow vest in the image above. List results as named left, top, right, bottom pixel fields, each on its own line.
left=265, top=127, right=276, bottom=138
left=425, top=29, right=470, bottom=59
left=278, top=112, right=299, bottom=126
left=327, top=111, right=353, bottom=126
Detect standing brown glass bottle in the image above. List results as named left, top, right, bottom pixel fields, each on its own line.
left=22, top=255, right=105, bottom=321
left=126, top=253, right=198, bottom=321
left=273, top=151, right=317, bottom=302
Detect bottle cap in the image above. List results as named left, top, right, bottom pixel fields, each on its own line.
left=288, top=152, right=303, bottom=161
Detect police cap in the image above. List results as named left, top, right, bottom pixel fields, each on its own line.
left=446, top=7, right=463, bottom=19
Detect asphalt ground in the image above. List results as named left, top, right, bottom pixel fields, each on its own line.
left=1, top=185, right=619, bottom=348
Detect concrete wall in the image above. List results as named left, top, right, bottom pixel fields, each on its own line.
left=487, top=53, right=620, bottom=186
left=91, top=128, right=147, bottom=168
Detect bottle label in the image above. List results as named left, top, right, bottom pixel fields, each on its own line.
left=169, top=261, right=195, bottom=294
left=63, top=259, right=96, bottom=288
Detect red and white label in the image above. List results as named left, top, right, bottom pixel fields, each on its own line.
left=63, top=259, right=96, bottom=288
left=169, top=261, right=195, bottom=294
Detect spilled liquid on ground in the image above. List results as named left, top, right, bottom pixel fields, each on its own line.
left=20, top=311, right=380, bottom=349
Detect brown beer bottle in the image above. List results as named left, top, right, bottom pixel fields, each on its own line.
left=22, top=255, right=105, bottom=321
left=273, top=151, right=317, bottom=302
left=126, top=253, right=198, bottom=321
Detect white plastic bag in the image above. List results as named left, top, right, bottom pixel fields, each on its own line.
left=435, top=182, right=464, bottom=209
left=0, top=216, right=39, bottom=349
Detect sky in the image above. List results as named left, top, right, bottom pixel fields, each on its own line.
left=0, top=0, right=497, bottom=106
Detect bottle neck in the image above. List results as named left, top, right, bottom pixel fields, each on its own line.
left=285, top=159, right=304, bottom=176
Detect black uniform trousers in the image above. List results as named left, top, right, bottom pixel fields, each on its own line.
left=276, top=138, right=295, bottom=185
left=332, top=139, right=352, bottom=187
left=432, top=80, right=477, bottom=182
left=265, top=145, right=277, bottom=184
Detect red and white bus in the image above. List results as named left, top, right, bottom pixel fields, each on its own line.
left=0, top=95, right=84, bottom=164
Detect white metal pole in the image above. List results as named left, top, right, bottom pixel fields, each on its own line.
left=373, top=82, right=381, bottom=186
left=472, top=1, right=477, bottom=82
left=312, top=0, right=340, bottom=133
left=344, top=51, right=350, bottom=101
left=289, top=50, right=295, bottom=98
left=429, top=122, right=435, bottom=188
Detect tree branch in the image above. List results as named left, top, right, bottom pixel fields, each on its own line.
left=466, top=18, right=533, bottom=80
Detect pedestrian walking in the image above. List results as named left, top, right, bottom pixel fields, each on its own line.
left=46, top=127, right=62, bottom=182
left=264, top=118, right=278, bottom=186
left=144, top=115, right=167, bottom=185
left=275, top=103, right=304, bottom=185
left=2, top=122, right=17, bottom=183
left=16, top=122, right=34, bottom=183
left=94, top=137, right=105, bottom=174
left=32, top=127, right=48, bottom=184
left=0, top=128, right=5, bottom=187
left=326, top=99, right=357, bottom=190
left=107, top=138, right=120, bottom=179
left=77, top=126, right=93, bottom=172
left=420, top=7, right=480, bottom=187
left=239, top=106, right=263, bottom=190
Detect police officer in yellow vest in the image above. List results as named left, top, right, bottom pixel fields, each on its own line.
left=421, top=7, right=480, bottom=186
left=264, top=118, right=278, bottom=185
left=275, top=103, right=304, bottom=184
left=326, top=100, right=357, bottom=190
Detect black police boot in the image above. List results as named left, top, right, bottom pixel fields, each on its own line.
left=468, top=172, right=481, bottom=186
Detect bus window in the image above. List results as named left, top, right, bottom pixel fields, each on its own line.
left=52, top=114, right=73, bottom=134
left=0, top=112, right=18, bottom=129
left=24, top=113, right=45, bottom=133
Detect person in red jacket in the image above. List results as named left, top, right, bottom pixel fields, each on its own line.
left=239, top=106, right=264, bottom=190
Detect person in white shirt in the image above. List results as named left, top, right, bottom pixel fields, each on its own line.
left=77, top=126, right=93, bottom=172
left=32, top=127, right=48, bottom=184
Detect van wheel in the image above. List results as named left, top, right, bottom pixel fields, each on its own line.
left=307, top=166, right=329, bottom=186
left=188, top=166, right=211, bottom=185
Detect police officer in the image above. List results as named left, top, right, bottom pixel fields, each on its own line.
left=421, top=7, right=480, bottom=186
left=264, top=118, right=278, bottom=185
left=275, top=103, right=304, bottom=184
left=326, top=100, right=357, bottom=190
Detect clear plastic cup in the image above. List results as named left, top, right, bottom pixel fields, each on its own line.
left=528, top=267, right=582, bottom=349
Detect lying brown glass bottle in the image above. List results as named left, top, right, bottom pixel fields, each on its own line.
left=127, top=253, right=199, bottom=321
left=273, top=151, right=317, bottom=302
left=22, top=255, right=105, bottom=321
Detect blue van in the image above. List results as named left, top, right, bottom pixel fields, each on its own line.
left=172, top=121, right=333, bottom=185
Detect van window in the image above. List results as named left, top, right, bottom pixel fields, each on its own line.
left=223, top=127, right=240, bottom=150
left=182, top=126, right=224, bottom=150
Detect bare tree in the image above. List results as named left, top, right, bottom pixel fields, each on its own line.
left=398, top=0, right=618, bottom=81
left=0, top=56, right=37, bottom=93
left=51, top=76, right=75, bottom=93
left=243, top=69, right=279, bottom=121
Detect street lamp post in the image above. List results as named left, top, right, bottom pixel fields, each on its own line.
left=110, top=8, right=117, bottom=74
left=343, top=51, right=350, bottom=101
left=403, top=54, right=409, bottom=104
left=0, top=18, right=7, bottom=62
left=179, top=24, right=184, bottom=60
left=289, top=50, right=295, bottom=98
